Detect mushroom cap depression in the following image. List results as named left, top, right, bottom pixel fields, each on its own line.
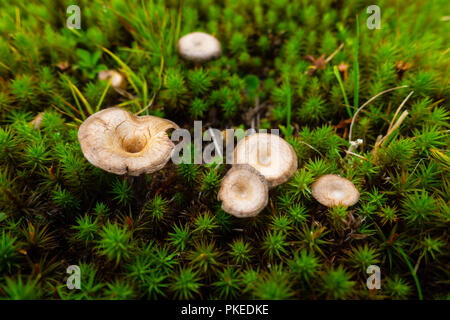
left=218, top=164, right=269, bottom=218
left=78, top=107, right=179, bottom=176
left=311, top=174, right=360, bottom=207
left=177, top=32, right=222, bottom=62
left=233, top=133, right=298, bottom=188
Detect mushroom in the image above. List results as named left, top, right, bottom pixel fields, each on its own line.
left=56, top=61, right=70, bottom=71
left=31, top=112, right=44, bottom=130
left=78, top=107, right=179, bottom=176
left=98, top=70, right=127, bottom=90
left=218, top=164, right=269, bottom=218
left=311, top=174, right=360, bottom=207
left=177, top=32, right=222, bottom=63
left=233, top=133, right=298, bottom=188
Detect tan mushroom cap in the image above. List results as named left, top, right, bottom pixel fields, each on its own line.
left=78, top=107, right=179, bottom=176
left=98, top=70, right=126, bottom=89
left=31, top=112, right=44, bottom=130
left=233, top=133, right=298, bottom=188
left=177, top=32, right=222, bottom=62
left=218, top=164, right=269, bottom=218
left=311, top=174, right=360, bottom=207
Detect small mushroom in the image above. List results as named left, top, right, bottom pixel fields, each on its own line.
left=337, top=62, right=349, bottom=81
left=233, top=133, right=298, bottom=188
left=78, top=107, right=179, bottom=176
left=56, top=61, right=70, bottom=71
left=311, top=174, right=360, bottom=207
left=218, top=164, right=269, bottom=218
left=30, top=112, right=44, bottom=130
left=98, top=70, right=127, bottom=90
left=177, top=32, right=222, bottom=63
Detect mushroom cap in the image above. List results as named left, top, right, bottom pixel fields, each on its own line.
left=78, top=107, right=179, bottom=176
left=311, top=174, right=360, bottom=207
left=233, top=133, right=298, bottom=187
left=98, top=70, right=126, bottom=89
left=177, top=32, right=222, bottom=62
left=218, top=164, right=269, bottom=218
left=31, top=112, right=44, bottom=130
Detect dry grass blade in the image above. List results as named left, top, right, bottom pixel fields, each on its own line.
left=387, top=91, right=414, bottom=132
left=349, top=85, right=408, bottom=142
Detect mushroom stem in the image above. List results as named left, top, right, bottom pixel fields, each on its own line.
left=125, top=174, right=148, bottom=205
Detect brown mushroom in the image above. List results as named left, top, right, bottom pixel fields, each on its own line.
left=311, top=174, right=360, bottom=207
left=177, top=32, right=222, bottom=63
left=233, top=133, right=298, bottom=188
left=218, top=164, right=268, bottom=218
left=78, top=107, right=179, bottom=176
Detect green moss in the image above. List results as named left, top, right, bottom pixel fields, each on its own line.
left=0, top=0, right=448, bottom=300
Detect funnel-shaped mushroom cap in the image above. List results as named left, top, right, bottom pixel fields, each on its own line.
left=311, top=174, right=360, bottom=207
left=177, top=32, right=222, bottom=62
left=78, top=107, right=179, bottom=176
left=218, top=164, right=268, bottom=218
left=233, top=133, right=298, bottom=187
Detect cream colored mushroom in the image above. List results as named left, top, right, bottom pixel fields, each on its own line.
left=98, top=70, right=126, bottom=90
left=233, top=133, right=298, bottom=188
left=31, top=112, right=44, bottom=130
left=78, top=107, right=179, bottom=176
left=311, top=174, right=360, bottom=207
left=177, top=32, right=222, bottom=62
left=218, top=164, right=268, bottom=218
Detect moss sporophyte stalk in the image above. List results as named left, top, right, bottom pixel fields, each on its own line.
left=0, top=0, right=449, bottom=301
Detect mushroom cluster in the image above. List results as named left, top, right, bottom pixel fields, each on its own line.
left=218, top=133, right=298, bottom=218
left=78, top=107, right=178, bottom=176
left=311, top=174, right=360, bottom=207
